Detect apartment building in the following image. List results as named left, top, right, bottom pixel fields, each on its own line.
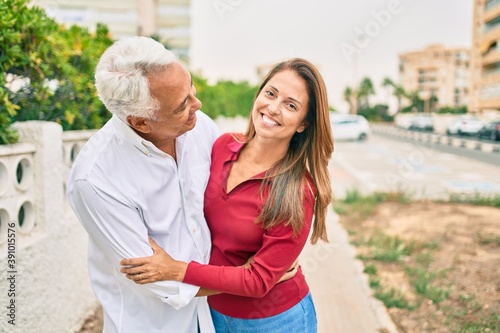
left=399, top=44, right=470, bottom=111
left=31, top=0, right=191, bottom=61
left=469, top=0, right=500, bottom=113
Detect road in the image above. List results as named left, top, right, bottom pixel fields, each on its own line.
left=331, top=133, right=500, bottom=200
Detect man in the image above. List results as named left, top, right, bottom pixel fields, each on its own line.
left=67, top=37, right=219, bottom=333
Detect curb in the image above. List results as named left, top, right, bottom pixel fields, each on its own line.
left=371, top=124, right=500, bottom=154
left=330, top=211, right=399, bottom=333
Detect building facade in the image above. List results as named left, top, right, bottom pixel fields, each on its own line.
left=469, top=0, right=500, bottom=113
left=399, top=44, right=470, bottom=112
left=31, top=0, right=191, bottom=62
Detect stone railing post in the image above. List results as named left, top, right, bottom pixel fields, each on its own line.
left=12, top=121, right=64, bottom=234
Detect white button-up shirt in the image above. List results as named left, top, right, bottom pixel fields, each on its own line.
left=67, top=112, right=219, bottom=333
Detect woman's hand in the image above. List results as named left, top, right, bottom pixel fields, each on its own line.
left=120, top=237, right=188, bottom=284
left=243, top=255, right=299, bottom=284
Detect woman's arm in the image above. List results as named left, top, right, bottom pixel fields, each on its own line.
left=120, top=239, right=299, bottom=289
left=120, top=188, right=313, bottom=298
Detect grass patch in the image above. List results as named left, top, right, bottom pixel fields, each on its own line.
left=333, top=189, right=410, bottom=219
left=475, top=232, right=500, bottom=247
left=336, top=190, right=499, bottom=332
left=454, top=312, right=500, bottom=333
left=449, top=193, right=500, bottom=208
left=374, top=288, right=416, bottom=310
left=443, top=294, right=487, bottom=332
left=363, top=263, right=378, bottom=275
left=363, top=232, right=416, bottom=262
left=412, top=271, right=449, bottom=303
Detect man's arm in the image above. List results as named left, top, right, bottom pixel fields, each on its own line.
left=68, top=179, right=200, bottom=310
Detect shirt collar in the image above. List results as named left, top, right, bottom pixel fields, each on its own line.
left=227, top=134, right=247, bottom=161
left=111, top=115, right=154, bottom=157
left=226, top=134, right=268, bottom=179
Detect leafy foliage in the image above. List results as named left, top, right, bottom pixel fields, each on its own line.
left=1, top=0, right=113, bottom=144
left=358, top=104, right=394, bottom=122
left=193, top=75, right=258, bottom=119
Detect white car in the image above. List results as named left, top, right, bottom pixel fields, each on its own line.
left=409, top=114, right=434, bottom=131
left=446, top=116, right=484, bottom=136
left=330, top=113, right=371, bottom=141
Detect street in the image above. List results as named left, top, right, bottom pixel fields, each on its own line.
left=331, top=133, right=500, bottom=200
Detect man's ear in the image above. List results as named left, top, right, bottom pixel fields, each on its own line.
left=127, top=116, right=151, bottom=134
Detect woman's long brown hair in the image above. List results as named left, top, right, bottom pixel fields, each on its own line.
left=244, top=58, right=334, bottom=244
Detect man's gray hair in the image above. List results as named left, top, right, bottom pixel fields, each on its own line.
left=95, top=36, right=178, bottom=122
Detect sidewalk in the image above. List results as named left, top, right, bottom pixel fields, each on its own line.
left=300, top=208, right=398, bottom=333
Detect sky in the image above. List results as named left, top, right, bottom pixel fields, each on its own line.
left=189, top=0, right=473, bottom=113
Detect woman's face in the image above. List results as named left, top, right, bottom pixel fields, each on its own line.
left=251, top=70, right=309, bottom=142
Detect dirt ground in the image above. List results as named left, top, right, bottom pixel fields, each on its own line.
left=340, top=201, right=500, bottom=333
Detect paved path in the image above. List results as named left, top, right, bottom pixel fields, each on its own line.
left=301, top=208, right=398, bottom=333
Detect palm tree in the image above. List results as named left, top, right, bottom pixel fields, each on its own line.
left=357, top=77, right=375, bottom=109
left=392, top=84, right=406, bottom=114
left=343, top=86, right=357, bottom=114
left=381, top=77, right=394, bottom=106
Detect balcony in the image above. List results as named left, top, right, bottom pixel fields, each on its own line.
left=485, top=4, right=500, bottom=22
left=482, top=49, right=500, bottom=65
left=479, top=96, right=500, bottom=109
left=483, top=67, right=500, bottom=84
left=486, top=0, right=500, bottom=12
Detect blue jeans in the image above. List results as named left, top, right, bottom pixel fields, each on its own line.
left=210, top=292, right=317, bottom=333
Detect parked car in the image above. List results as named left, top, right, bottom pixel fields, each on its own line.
left=476, top=121, right=500, bottom=141
left=446, top=116, right=484, bottom=136
left=394, top=114, right=415, bottom=130
left=330, top=113, right=371, bottom=141
left=409, top=114, right=434, bottom=131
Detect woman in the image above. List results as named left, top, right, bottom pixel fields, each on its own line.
left=121, top=58, right=333, bottom=332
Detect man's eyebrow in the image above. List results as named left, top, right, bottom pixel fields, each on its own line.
left=268, top=84, right=303, bottom=107
left=173, top=76, right=193, bottom=112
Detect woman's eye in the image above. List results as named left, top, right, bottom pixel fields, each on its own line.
left=265, top=90, right=275, bottom=97
left=288, top=103, right=297, bottom=110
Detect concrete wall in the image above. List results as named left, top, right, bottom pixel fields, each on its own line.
left=0, top=122, right=98, bottom=333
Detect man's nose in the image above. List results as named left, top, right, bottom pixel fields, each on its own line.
left=194, top=97, right=202, bottom=111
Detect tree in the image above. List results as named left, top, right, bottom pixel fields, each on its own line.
left=392, top=84, right=406, bottom=114
left=192, top=74, right=258, bottom=119
left=381, top=77, right=394, bottom=106
left=357, top=77, right=375, bottom=109
left=400, top=90, right=424, bottom=113
left=343, top=86, right=357, bottom=114
left=1, top=0, right=114, bottom=144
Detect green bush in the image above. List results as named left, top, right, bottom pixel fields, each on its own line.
left=1, top=0, right=113, bottom=144
left=193, top=75, right=258, bottom=119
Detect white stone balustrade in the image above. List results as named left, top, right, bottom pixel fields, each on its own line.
left=0, top=121, right=98, bottom=333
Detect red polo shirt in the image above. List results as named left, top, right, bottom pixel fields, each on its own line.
left=183, top=133, right=314, bottom=318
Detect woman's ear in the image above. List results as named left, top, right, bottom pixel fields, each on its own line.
left=296, top=122, right=308, bottom=133
left=127, top=116, right=151, bottom=134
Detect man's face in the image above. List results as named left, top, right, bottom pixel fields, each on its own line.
left=129, top=62, right=202, bottom=149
